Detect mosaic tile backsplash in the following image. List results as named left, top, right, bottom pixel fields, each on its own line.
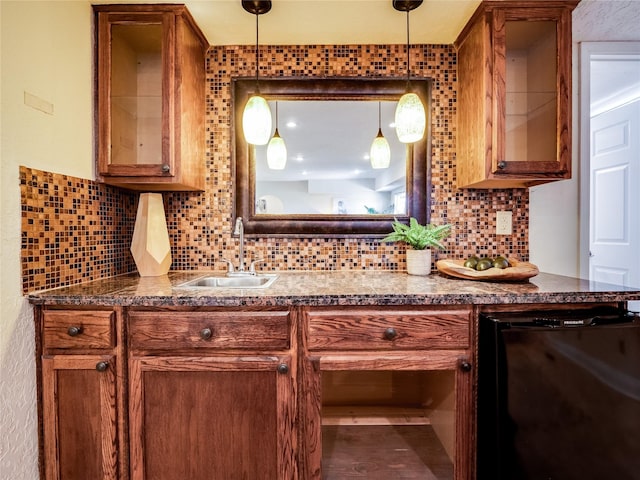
left=20, top=167, right=137, bottom=293
left=21, top=43, right=529, bottom=293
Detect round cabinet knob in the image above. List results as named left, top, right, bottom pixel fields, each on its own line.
left=161, top=164, right=170, bottom=173
left=277, top=363, right=289, bottom=375
left=96, top=361, right=109, bottom=372
left=67, top=326, right=83, bottom=337
left=200, top=328, right=213, bottom=341
left=497, top=161, right=507, bottom=170
left=459, top=360, right=472, bottom=372
left=383, top=327, right=398, bottom=341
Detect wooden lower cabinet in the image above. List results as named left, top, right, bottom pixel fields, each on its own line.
left=301, top=306, right=476, bottom=480
left=36, top=305, right=476, bottom=480
left=36, top=307, right=122, bottom=480
left=126, top=308, right=297, bottom=480
left=128, top=355, right=297, bottom=480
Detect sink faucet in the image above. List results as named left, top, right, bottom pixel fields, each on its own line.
left=223, top=217, right=265, bottom=276
left=234, top=217, right=246, bottom=273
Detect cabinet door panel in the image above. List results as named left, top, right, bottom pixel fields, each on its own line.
left=42, top=355, right=117, bottom=480
left=129, top=356, right=297, bottom=480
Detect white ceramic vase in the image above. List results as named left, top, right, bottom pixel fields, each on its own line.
left=406, top=248, right=432, bottom=276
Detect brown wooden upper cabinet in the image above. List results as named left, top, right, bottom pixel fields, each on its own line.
left=94, top=5, right=209, bottom=191
left=455, top=1, right=580, bottom=188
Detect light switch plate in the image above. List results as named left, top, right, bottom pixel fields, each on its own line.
left=496, top=211, right=512, bottom=235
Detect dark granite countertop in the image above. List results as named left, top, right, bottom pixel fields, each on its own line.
left=27, top=271, right=640, bottom=307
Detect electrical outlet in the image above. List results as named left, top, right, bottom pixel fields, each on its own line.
left=496, top=211, right=512, bottom=235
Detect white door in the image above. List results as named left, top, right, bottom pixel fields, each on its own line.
left=590, top=100, right=640, bottom=288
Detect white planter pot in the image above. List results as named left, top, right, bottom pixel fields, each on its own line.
left=406, top=249, right=432, bottom=276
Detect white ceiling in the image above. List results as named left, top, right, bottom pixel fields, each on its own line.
left=92, top=0, right=482, bottom=45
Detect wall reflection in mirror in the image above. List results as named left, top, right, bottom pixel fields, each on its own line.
left=254, top=100, right=407, bottom=216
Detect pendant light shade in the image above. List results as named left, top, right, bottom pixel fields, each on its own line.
left=370, top=130, right=391, bottom=169
left=267, top=130, right=287, bottom=169
left=393, top=0, right=426, bottom=144
left=267, top=101, right=287, bottom=169
left=241, top=0, right=272, bottom=145
left=370, top=102, right=391, bottom=169
left=243, top=95, right=272, bottom=145
left=395, top=92, right=426, bottom=143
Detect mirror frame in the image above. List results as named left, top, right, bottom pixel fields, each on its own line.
left=233, top=77, right=432, bottom=237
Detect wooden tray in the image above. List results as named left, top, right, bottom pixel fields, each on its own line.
left=436, top=258, right=539, bottom=282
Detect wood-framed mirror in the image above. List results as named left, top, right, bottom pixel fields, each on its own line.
left=233, top=77, right=431, bottom=237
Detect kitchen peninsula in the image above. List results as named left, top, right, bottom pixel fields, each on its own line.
left=29, top=271, right=640, bottom=479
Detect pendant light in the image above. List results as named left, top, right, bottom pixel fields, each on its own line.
left=267, top=101, right=287, bottom=169
left=393, top=0, right=426, bottom=144
left=242, top=0, right=272, bottom=145
left=370, top=102, right=391, bottom=169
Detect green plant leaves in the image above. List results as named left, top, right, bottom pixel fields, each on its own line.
left=382, top=217, right=452, bottom=250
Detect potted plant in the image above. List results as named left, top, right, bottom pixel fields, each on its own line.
left=382, top=217, right=452, bottom=275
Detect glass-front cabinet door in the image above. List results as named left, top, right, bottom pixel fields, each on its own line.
left=504, top=20, right=557, bottom=168
left=110, top=23, right=164, bottom=168
left=492, top=7, right=572, bottom=177
left=97, top=12, right=172, bottom=178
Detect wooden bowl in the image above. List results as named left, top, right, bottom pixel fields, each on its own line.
left=436, top=258, right=539, bottom=282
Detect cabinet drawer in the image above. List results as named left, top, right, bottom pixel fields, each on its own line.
left=129, top=311, right=291, bottom=351
left=43, top=311, right=115, bottom=350
left=307, top=308, right=471, bottom=351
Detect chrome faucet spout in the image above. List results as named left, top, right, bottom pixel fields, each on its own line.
left=234, top=217, right=245, bottom=272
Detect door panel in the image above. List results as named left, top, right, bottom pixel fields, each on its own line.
left=590, top=100, right=640, bottom=289
left=42, top=355, right=117, bottom=480
left=129, top=356, right=296, bottom=480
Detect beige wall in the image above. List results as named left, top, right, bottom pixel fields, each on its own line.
left=2, top=1, right=639, bottom=478
left=529, top=0, right=640, bottom=277
left=0, top=2, right=94, bottom=478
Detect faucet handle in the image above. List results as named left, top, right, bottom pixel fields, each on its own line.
left=221, top=258, right=235, bottom=273
left=249, top=258, right=265, bottom=273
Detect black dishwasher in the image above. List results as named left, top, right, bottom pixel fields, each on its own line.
left=478, top=306, right=640, bottom=480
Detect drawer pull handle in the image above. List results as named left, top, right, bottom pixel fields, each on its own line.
left=96, top=361, right=109, bottom=372
left=200, top=328, right=213, bottom=340
left=383, top=327, right=398, bottom=341
left=277, top=363, right=289, bottom=375
left=67, top=326, right=83, bottom=337
left=459, top=360, right=472, bottom=372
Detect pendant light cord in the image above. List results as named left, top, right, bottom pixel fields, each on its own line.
left=405, top=10, right=411, bottom=86
left=255, top=13, right=260, bottom=92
